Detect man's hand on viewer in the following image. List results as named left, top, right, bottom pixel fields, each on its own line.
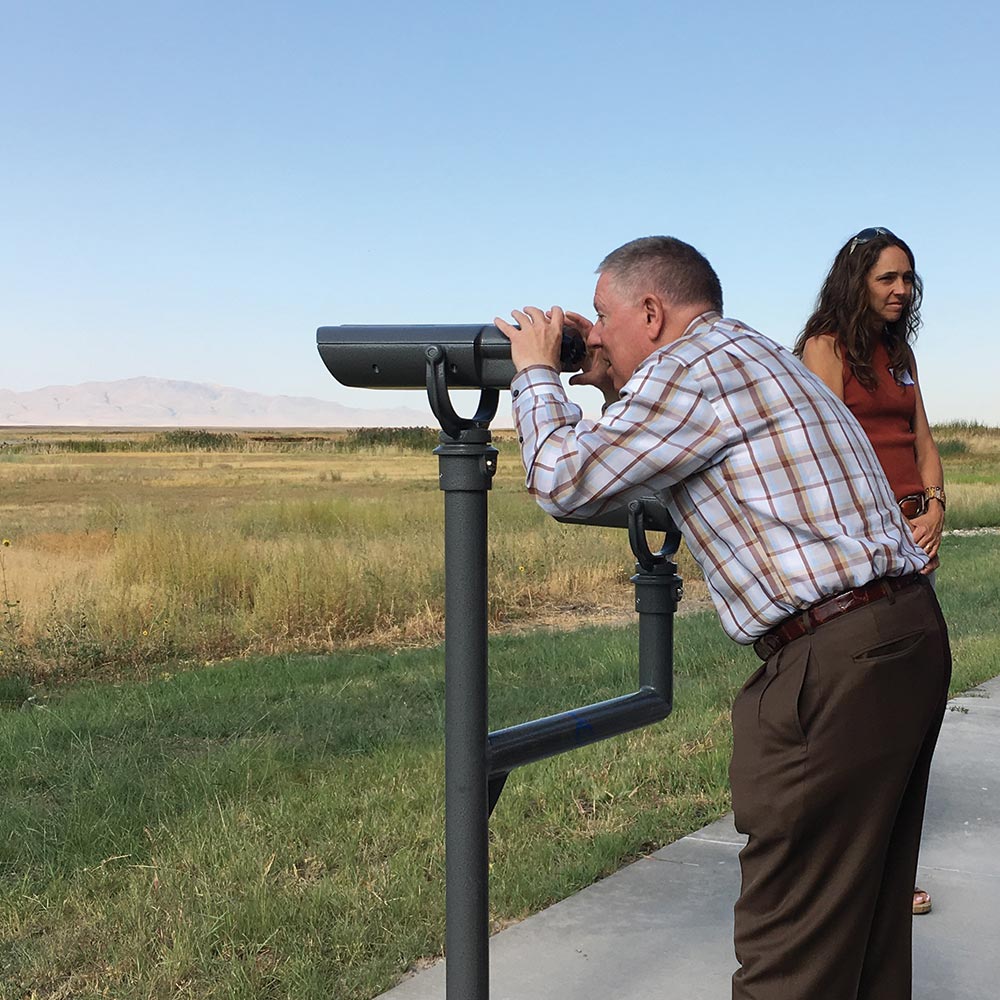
left=495, top=306, right=618, bottom=406
left=494, top=306, right=564, bottom=373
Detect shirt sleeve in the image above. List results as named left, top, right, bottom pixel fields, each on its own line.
left=510, top=355, right=724, bottom=519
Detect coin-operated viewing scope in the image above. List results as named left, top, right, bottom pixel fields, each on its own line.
left=314, top=317, right=681, bottom=1000
left=317, top=323, right=587, bottom=437
left=316, top=324, right=586, bottom=390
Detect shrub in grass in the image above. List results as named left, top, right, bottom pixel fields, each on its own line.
left=932, top=420, right=993, bottom=437
left=0, top=674, right=30, bottom=706
left=149, top=429, right=244, bottom=451
left=338, top=427, right=440, bottom=452
left=936, top=438, right=969, bottom=458
left=0, top=437, right=137, bottom=454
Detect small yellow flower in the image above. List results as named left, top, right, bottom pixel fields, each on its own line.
left=141, top=629, right=149, bottom=637
left=1, top=539, right=10, bottom=547
left=518, top=565, right=525, bottom=573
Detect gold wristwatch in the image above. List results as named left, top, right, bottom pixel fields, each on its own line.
left=924, top=485, right=946, bottom=510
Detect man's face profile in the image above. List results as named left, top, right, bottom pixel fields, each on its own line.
left=588, top=272, right=652, bottom=391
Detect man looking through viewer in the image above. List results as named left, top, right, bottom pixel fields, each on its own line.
left=495, top=236, right=951, bottom=1000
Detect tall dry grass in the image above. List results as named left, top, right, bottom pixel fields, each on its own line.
left=0, top=431, right=702, bottom=680
left=1, top=422, right=996, bottom=682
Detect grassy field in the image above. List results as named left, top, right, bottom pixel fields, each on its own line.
left=0, top=422, right=998, bottom=998
left=1, top=422, right=998, bottom=687
left=0, top=426, right=704, bottom=687
left=2, top=533, right=998, bottom=999
left=930, top=421, right=1000, bottom=528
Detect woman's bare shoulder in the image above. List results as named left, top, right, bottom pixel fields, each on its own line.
left=801, top=332, right=842, bottom=361
left=799, top=333, right=845, bottom=398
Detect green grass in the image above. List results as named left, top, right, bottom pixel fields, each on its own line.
left=934, top=534, right=1000, bottom=688
left=0, top=633, right=738, bottom=1000
left=1, top=533, right=998, bottom=999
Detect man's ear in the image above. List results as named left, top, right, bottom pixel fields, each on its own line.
left=642, top=294, right=667, bottom=341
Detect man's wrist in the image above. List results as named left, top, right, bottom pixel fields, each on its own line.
left=510, top=365, right=564, bottom=401
left=515, top=363, right=560, bottom=377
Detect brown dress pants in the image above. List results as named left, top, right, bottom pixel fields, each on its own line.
left=730, top=577, right=951, bottom=1000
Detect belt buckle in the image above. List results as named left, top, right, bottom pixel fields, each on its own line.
left=834, top=591, right=856, bottom=614
left=898, top=494, right=926, bottom=519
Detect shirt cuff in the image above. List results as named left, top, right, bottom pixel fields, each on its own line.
left=510, top=365, right=563, bottom=399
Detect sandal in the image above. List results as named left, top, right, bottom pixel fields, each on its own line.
left=913, top=886, right=932, bottom=915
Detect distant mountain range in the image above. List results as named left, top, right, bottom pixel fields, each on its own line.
left=0, top=377, right=434, bottom=428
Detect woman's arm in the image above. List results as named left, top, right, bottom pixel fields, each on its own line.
left=799, top=333, right=845, bottom=400
left=908, top=354, right=945, bottom=561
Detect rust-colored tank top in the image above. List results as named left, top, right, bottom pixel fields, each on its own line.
left=841, top=339, right=923, bottom=501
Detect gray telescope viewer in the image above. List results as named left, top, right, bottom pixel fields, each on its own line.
left=316, top=323, right=587, bottom=390
left=315, top=319, right=679, bottom=1000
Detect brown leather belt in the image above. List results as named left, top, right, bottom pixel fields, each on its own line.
left=753, top=573, right=923, bottom=660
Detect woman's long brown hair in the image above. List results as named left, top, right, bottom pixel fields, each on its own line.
left=794, top=231, right=923, bottom=390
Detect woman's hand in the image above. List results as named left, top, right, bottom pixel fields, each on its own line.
left=908, top=503, right=945, bottom=561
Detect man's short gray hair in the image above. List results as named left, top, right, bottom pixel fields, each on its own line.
left=597, top=236, right=723, bottom=313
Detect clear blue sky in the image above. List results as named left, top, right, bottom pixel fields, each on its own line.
left=3, top=1, right=998, bottom=423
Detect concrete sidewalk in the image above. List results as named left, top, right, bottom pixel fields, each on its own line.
left=380, top=675, right=1000, bottom=999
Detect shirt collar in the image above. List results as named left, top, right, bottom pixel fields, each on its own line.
left=679, top=310, right=722, bottom=341
left=619, top=311, right=724, bottom=394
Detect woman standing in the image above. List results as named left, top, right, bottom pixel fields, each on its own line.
left=795, top=227, right=945, bottom=916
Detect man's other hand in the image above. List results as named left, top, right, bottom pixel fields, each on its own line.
left=564, top=310, right=617, bottom=405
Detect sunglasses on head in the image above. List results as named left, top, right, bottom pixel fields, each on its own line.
left=848, top=227, right=895, bottom=255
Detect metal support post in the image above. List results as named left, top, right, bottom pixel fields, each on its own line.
left=437, top=430, right=497, bottom=1000
left=429, top=341, right=499, bottom=1000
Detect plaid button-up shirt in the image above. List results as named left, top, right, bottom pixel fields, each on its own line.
left=510, top=312, right=928, bottom=643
